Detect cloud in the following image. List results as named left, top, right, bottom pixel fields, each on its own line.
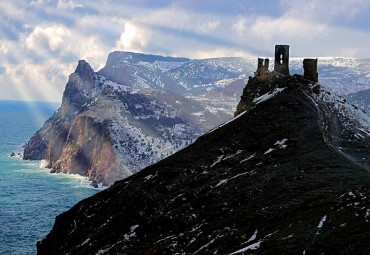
left=111, top=5, right=242, bottom=58
left=281, top=0, right=370, bottom=21
left=1, top=0, right=370, bottom=102
left=0, top=66, right=5, bottom=75
left=30, top=0, right=47, bottom=6
left=0, top=40, right=9, bottom=54
left=0, top=61, right=70, bottom=102
left=0, top=2, right=26, bottom=21
left=57, top=0, right=83, bottom=10
left=26, top=25, right=71, bottom=52
left=24, top=24, right=107, bottom=68
left=340, top=47, right=360, bottom=57
left=114, top=21, right=152, bottom=53
left=120, top=5, right=224, bottom=36
left=192, top=48, right=255, bottom=59
left=68, top=35, right=107, bottom=70
left=197, top=20, right=220, bottom=34
left=231, top=0, right=369, bottom=56
left=237, top=15, right=327, bottom=41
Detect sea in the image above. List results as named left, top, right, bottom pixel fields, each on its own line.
left=0, top=100, right=101, bottom=254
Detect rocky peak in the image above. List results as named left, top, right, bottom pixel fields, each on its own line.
left=74, top=60, right=95, bottom=90
left=61, top=60, right=97, bottom=118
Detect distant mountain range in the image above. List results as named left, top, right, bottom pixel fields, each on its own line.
left=100, top=52, right=370, bottom=99
left=100, top=52, right=370, bottom=116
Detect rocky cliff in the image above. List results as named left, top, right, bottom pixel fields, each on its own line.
left=37, top=74, right=370, bottom=254
left=24, top=60, right=229, bottom=186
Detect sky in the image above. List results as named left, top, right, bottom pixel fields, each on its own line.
left=1, top=0, right=370, bottom=102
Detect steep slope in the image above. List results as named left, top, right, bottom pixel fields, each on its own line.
left=24, top=60, right=229, bottom=186
left=37, top=74, right=370, bottom=254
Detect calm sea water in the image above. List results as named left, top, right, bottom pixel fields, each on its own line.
left=0, top=100, right=100, bottom=254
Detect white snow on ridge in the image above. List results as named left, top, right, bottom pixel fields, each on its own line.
left=229, top=241, right=262, bottom=254
left=124, top=225, right=139, bottom=241
left=264, top=148, right=275, bottom=155
left=314, top=87, right=370, bottom=137
left=153, top=60, right=188, bottom=72
left=275, top=139, right=288, bottom=149
left=208, top=110, right=247, bottom=134
left=240, top=154, right=255, bottom=163
left=191, top=111, right=204, bottom=116
left=194, top=239, right=215, bottom=254
left=246, top=230, right=258, bottom=243
left=253, top=88, right=286, bottom=105
left=210, top=155, right=224, bottom=167
left=315, top=215, right=327, bottom=235
left=215, top=179, right=228, bottom=187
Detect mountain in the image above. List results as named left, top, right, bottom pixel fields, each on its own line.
left=23, top=60, right=229, bottom=186
left=99, top=53, right=370, bottom=98
left=36, top=74, right=370, bottom=254
left=346, top=88, right=370, bottom=115
left=99, top=52, right=370, bottom=116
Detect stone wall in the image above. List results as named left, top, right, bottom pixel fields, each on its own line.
left=303, top=58, right=318, bottom=82
left=274, top=45, right=290, bottom=75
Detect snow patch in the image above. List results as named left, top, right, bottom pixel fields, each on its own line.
left=208, top=110, right=247, bottom=134
left=253, top=88, right=286, bottom=105
left=215, top=179, right=228, bottom=187
left=223, top=150, right=243, bottom=160
left=194, top=239, right=215, bottom=254
left=315, top=215, right=327, bottom=235
left=240, top=154, right=255, bottom=163
left=246, top=230, right=258, bottom=243
left=124, top=225, right=139, bottom=241
left=275, top=139, right=288, bottom=149
left=230, top=241, right=262, bottom=254
left=144, top=174, right=154, bottom=180
left=264, top=148, right=275, bottom=155
left=191, top=111, right=204, bottom=116
left=210, top=155, right=224, bottom=167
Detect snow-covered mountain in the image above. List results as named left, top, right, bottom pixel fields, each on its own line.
left=24, top=60, right=229, bottom=186
left=100, top=52, right=370, bottom=98
left=99, top=52, right=370, bottom=115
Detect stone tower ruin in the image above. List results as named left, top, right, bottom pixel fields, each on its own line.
left=255, top=58, right=269, bottom=77
left=274, top=45, right=290, bottom=75
left=253, top=45, right=319, bottom=83
left=303, top=58, right=318, bottom=82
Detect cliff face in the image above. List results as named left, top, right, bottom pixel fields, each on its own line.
left=50, top=115, right=124, bottom=185
left=24, top=60, right=228, bottom=186
left=23, top=61, right=123, bottom=186
left=37, top=75, right=370, bottom=254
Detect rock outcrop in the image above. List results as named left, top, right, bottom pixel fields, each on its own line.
left=24, top=60, right=229, bottom=186
left=37, top=74, right=370, bottom=254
